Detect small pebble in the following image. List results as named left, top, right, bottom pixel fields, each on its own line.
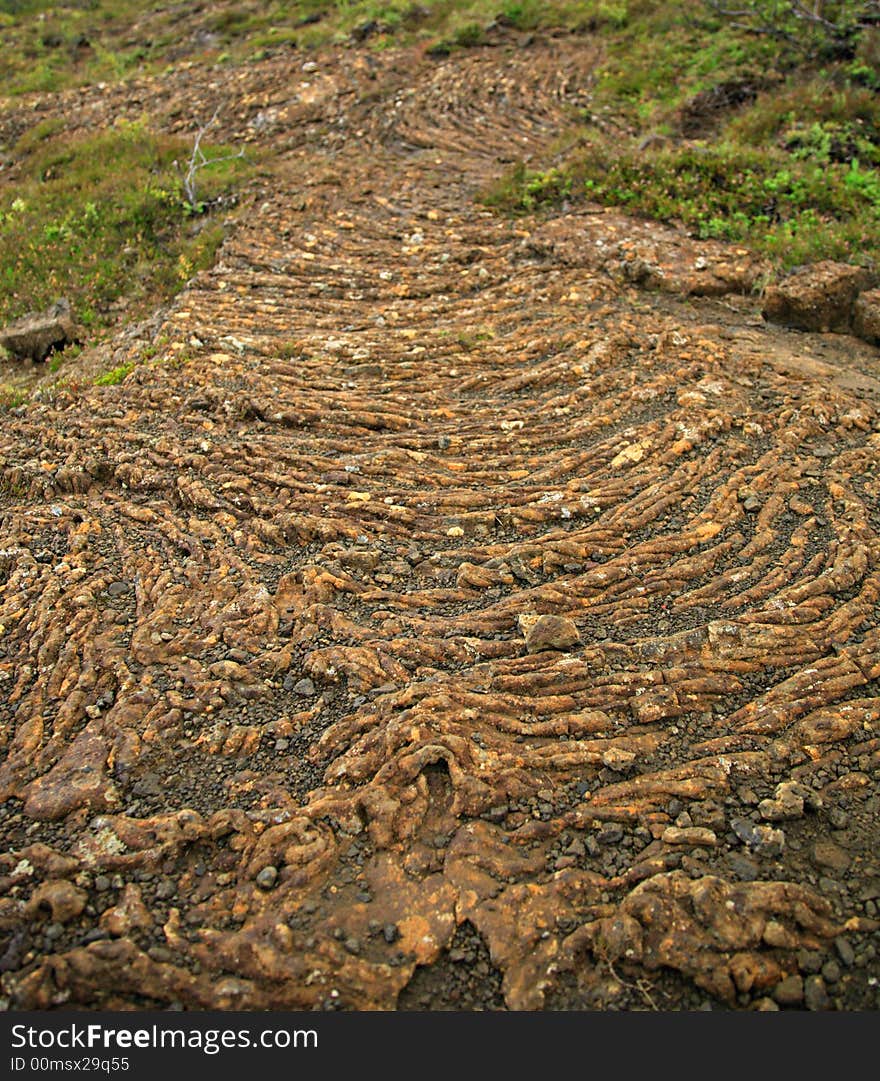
left=256, top=866, right=278, bottom=890
left=834, top=936, right=855, bottom=967
left=796, top=949, right=823, bottom=975
left=804, top=975, right=829, bottom=1011
left=772, top=974, right=804, bottom=1007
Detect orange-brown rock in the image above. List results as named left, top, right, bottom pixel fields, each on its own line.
left=519, top=613, right=582, bottom=653
left=853, top=288, right=880, bottom=344
left=24, top=880, right=88, bottom=924
left=762, top=261, right=874, bottom=333
left=0, top=31, right=878, bottom=1013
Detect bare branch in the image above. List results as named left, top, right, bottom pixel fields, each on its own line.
left=704, top=0, right=880, bottom=50
left=175, top=109, right=243, bottom=208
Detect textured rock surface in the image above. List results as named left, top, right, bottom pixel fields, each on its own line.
left=762, top=261, right=874, bottom=334
left=1, top=33, right=879, bottom=1012
left=0, top=299, right=80, bottom=362
left=853, top=288, right=880, bottom=345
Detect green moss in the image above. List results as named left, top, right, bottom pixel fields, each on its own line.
left=93, top=362, right=134, bottom=386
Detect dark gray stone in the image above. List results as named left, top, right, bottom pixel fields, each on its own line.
left=804, top=975, right=829, bottom=1011
left=256, top=866, right=279, bottom=890
left=772, top=974, right=804, bottom=1007
left=834, top=936, right=855, bottom=967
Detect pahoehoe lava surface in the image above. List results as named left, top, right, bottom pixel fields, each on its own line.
left=1, top=34, right=879, bottom=1011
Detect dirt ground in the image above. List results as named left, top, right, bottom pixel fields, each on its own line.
left=1, top=30, right=879, bottom=1011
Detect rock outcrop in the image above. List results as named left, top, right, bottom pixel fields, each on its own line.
left=762, top=261, right=875, bottom=335
left=0, top=298, right=80, bottom=362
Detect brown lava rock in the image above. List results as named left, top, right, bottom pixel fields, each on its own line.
left=519, top=613, right=582, bottom=653
left=0, top=298, right=81, bottom=362
left=0, top=33, right=878, bottom=1015
left=761, top=261, right=874, bottom=333
left=853, top=288, right=880, bottom=344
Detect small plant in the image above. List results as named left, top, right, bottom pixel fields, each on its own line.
left=452, top=22, right=485, bottom=47
left=175, top=110, right=245, bottom=214
left=456, top=326, right=496, bottom=350
left=483, top=163, right=573, bottom=213
left=844, top=157, right=880, bottom=205
left=0, top=385, right=28, bottom=411
left=94, top=363, right=134, bottom=386
left=0, top=197, right=28, bottom=230
left=47, top=342, right=81, bottom=374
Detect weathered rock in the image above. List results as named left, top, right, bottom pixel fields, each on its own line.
left=731, top=819, right=786, bottom=857
left=852, top=287, right=880, bottom=343
left=812, top=840, right=851, bottom=874
left=22, top=731, right=118, bottom=821
left=762, top=920, right=799, bottom=948
left=759, top=781, right=806, bottom=822
left=99, top=884, right=154, bottom=936
left=730, top=951, right=782, bottom=994
left=0, top=298, right=81, bottom=362
left=804, top=974, right=830, bottom=1011
left=255, top=866, right=278, bottom=890
left=594, top=913, right=644, bottom=962
left=16, top=843, right=79, bottom=878
left=519, top=613, right=581, bottom=653
left=25, top=880, right=87, bottom=924
left=601, top=747, right=637, bottom=772
left=772, top=973, right=804, bottom=1007
left=762, top=261, right=874, bottom=333
left=834, top=936, right=855, bottom=967
left=821, top=963, right=842, bottom=991
left=661, top=826, right=718, bottom=847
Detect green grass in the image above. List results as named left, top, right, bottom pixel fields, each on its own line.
left=0, top=2, right=646, bottom=97
left=0, top=383, right=28, bottom=410
left=481, top=3, right=880, bottom=271
left=0, top=119, right=252, bottom=330
left=2, top=0, right=878, bottom=315
left=0, top=2, right=874, bottom=102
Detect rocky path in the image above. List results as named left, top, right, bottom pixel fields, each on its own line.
left=1, top=34, right=879, bottom=1011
